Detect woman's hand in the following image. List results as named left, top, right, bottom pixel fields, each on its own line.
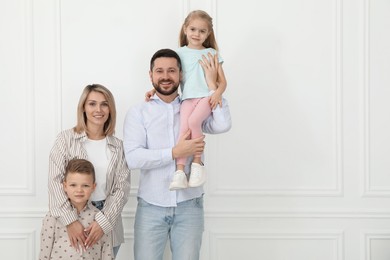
left=66, top=221, right=87, bottom=252
left=84, top=221, right=104, bottom=249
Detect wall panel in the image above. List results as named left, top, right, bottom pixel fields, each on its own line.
left=209, top=230, right=343, bottom=260
left=207, top=0, right=342, bottom=196
left=1, top=0, right=390, bottom=259
left=363, top=0, right=390, bottom=196
left=0, top=0, right=34, bottom=195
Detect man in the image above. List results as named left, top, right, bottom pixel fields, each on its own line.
left=123, top=49, right=231, bottom=260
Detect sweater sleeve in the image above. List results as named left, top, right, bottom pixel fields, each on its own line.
left=96, top=140, right=131, bottom=234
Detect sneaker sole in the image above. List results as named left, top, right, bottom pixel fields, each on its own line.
left=188, top=178, right=206, bottom=188
left=169, top=184, right=188, bottom=190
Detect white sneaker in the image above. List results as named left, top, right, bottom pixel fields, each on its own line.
left=169, top=170, right=188, bottom=190
left=188, top=163, right=206, bottom=187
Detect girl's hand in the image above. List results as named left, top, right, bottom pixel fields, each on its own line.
left=145, top=88, right=156, bottom=101
left=84, top=221, right=104, bottom=249
left=66, top=221, right=87, bottom=253
left=199, top=52, right=219, bottom=89
left=209, top=91, right=223, bottom=110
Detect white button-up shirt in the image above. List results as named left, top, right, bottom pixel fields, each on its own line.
left=123, top=95, right=232, bottom=207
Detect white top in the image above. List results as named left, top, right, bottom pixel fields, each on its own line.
left=84, top=138, right=110, bottom=201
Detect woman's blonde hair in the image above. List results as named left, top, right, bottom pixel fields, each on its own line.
left=74, top=84, right=116, bottom=136
left=179, top=10, right=219, bottom=50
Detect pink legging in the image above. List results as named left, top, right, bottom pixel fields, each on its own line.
left=176, top=97, right=212, bottom=166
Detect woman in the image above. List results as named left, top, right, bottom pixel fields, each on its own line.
left=48, top=84, right=130, bottom=256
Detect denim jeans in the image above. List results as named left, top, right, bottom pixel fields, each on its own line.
left=134, top=197, right=204, bottom=260
left=92, top=200, right=120, bottom=257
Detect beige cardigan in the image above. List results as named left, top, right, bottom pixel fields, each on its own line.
left=48, top=128, right=131, bottom=246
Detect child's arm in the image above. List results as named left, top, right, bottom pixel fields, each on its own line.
left=209, top=64, right=227, bottom=109
left=200, top=52, right=228, bottom=109
left=145, top=88, right=156, bottom=101
left=39, top=214, right=56, bottom=259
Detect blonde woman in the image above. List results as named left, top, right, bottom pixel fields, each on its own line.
left=48, top=84, right=130, bottom=257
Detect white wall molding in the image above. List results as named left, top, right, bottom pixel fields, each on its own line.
left=54, top=0, right=63, bottom=133
left=208, top=0, right=344, bottom=198
left=205, top=209, right=390, bottom=219
left=4, top=208, right=390, bottom=219
left=361, top=230, right=390, bottom=260
left=0, top=0, right=35, bottom=196
left=360, top=0, right=390, bottom=197
left=0, top=230, right=36, bottom=259
left=209, top=230, right=344, bottom=260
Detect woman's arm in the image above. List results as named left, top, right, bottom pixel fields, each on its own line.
left=91, top=143, right=131, bottom=236
left=48, top=132, right=78, bottom=224
left=48, top=131, right=86, bottom=251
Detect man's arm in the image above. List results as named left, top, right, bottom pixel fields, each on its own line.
left=202, top=98, right=232, bottom=134
left=123, top=105, right=173, bottom=170
left=123, top=105, right=206, bottom=170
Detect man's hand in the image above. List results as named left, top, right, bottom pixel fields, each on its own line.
left=172, top=130, right=205, bottom=159
left=84, top=221, right=104, bottom=249
left=66, top=221, right=87, bottom=252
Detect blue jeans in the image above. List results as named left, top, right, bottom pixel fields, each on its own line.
left=134, top=197, right=204, bottom=260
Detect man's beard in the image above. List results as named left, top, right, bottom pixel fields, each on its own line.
left=152, top=79, right=180, bottom=96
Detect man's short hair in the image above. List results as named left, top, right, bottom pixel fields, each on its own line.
left=150, top=48, right=182, bottom=71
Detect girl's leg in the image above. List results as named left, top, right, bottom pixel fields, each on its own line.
left=176, top=99, right=197, bottom=167
left=187, top=97, right=212, bottom=187
left=170, top=99, right=198, bottom=190
left=187, top=97, right=212, bottom=163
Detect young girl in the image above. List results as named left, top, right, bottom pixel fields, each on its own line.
left=169, top=10, right=227, bottom=190
left=146, top=10, right=227, bottom=190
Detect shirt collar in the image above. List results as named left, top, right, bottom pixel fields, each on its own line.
left=70, top=200, right=95, bottom=214
left=74, top=130, right=119, bottom=149
left=150, top=93, right=181, bottom=104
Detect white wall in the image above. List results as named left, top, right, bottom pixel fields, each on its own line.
left=1, top=0, right=390, bottom=259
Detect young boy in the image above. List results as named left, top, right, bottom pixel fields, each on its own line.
left=39, top=158, right=114, bottom=260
